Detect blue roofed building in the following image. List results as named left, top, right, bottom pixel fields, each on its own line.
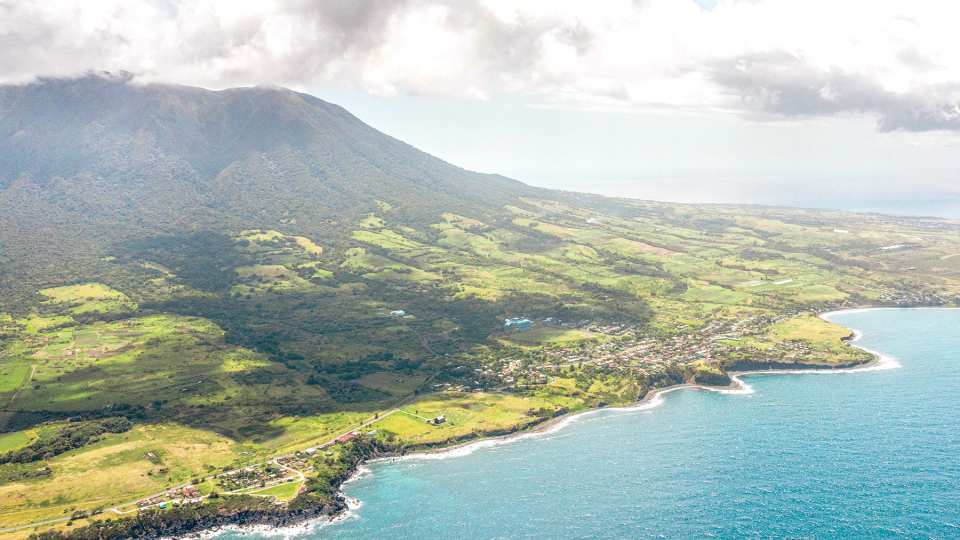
left=504, top=317, right=533, bottom=331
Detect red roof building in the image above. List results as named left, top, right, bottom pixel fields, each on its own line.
left=336, top=432, right=357, bottom=444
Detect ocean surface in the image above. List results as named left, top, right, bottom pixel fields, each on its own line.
left=220, top=308, right=960, bottom=539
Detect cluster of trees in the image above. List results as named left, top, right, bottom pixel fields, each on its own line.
left=314, top=358, right=383, bottom=380
left=30, top=495, right=285, bottom=540
left=0, top=462, right=51, bottom=483
left=739, top=248, right=785, bottom=261
left=4, top=403, right=146, bottom=433
left=0, top=417, right=132, bottom=464
left=641, top=366, right=687, bottom=396
left=311, top=378, right=389, bottom=403
left=122, top=232, right=252, bottom=293
left=312, top=353, right=421, bottom=380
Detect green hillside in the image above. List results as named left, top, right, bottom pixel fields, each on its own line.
left=2, top=75, right=960, bottom=538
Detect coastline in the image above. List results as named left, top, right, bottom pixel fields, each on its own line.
left=361, top=306, right=906, bottom=465
left=147, top=306, right=934, bottom=538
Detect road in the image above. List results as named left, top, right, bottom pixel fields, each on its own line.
left=6, top=364, right=36, bottom=407
left=0, top=364, right=37, bottom=432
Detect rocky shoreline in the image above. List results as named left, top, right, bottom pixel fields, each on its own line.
left=723, top=357, right=869, bottom=372
left=32, top=496, right=345, bottom=540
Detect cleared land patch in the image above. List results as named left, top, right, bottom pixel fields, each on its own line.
left=39, top=283, right=136, bottom=316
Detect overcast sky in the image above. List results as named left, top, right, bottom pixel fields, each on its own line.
left=4, top=0, right=960, bottom=215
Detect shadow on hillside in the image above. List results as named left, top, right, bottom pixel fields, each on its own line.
left=2, top=230, right=652, bottom=446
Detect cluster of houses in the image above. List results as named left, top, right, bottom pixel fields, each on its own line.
left=277, top=453, right=313, bottom=471
left=487, top=313, right=815, bottom=387
left=130, top=430, right=384, bottom=515
left=336, top=431, right=358, bottom=443
left=135, top=486, right=201, bottom=509
left=877, top=287, right=949, bottom=307
left=427, top=313, right=836, bottom=392
left=217, top=463, right=290, bottom=492
left=503, top=316, right=628, bottom=335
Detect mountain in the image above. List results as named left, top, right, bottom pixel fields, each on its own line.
left=0, top=73, right=536, bottom=304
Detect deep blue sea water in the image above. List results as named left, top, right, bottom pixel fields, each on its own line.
left=221, top=308, right=960, bottom=539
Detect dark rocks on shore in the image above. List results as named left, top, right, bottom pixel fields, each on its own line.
left=722, top=358, right=868, bottom=372
left=691, top=370, right=733, bottom=387
left=30, top=496, right=344, bottom=540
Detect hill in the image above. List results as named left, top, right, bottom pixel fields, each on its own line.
left=2, top=74, right=960, bottom=538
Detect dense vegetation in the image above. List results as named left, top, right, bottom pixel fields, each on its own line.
left=2, top=75, right=960, bottom=538
left=0, top=418, right=131, bottom=464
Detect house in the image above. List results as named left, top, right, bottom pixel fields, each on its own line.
left=336, top=432, right=358, bottom=444
left=428, top=415, right=446, bottom=425
left=390, top=310, right=406, bottom=317
left=504, top=317, right=533, bottom=331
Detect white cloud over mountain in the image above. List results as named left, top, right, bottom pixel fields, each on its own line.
left=4, top=0, right=960, bottom=132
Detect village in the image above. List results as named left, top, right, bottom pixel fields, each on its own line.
left=495, top=315, right=787, bottom=384
left=424, top=309, right=843, bottom=393
left=127, top=422, right=456, bottom=512
left=130, top=432, right=361, bottom=510
left=423, top=276, right=953, bottom=394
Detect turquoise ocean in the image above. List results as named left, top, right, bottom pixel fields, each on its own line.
left=219, top=308, right=960, bottom=539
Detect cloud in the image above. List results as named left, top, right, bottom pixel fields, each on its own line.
left=708, top=52, right=960, bottom=132
left=2, top=0, right=960, bottom=132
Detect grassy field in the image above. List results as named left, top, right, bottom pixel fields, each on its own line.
left=501, top=328, right=601, bottom=347
left=0, top=431, right=34, bottom=453
left=0, top=424, right=242, bottom=529
left=247, top=479, right=303, bottom=501
left=39, top=284, right=136, bottom=316
left=372, top=392, right=580, bottom=446
left=770, top=315, right=852, bottom=344
left=765, top=315, right=865, bottom=363
left=0, top=362, right=30, bottom=395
